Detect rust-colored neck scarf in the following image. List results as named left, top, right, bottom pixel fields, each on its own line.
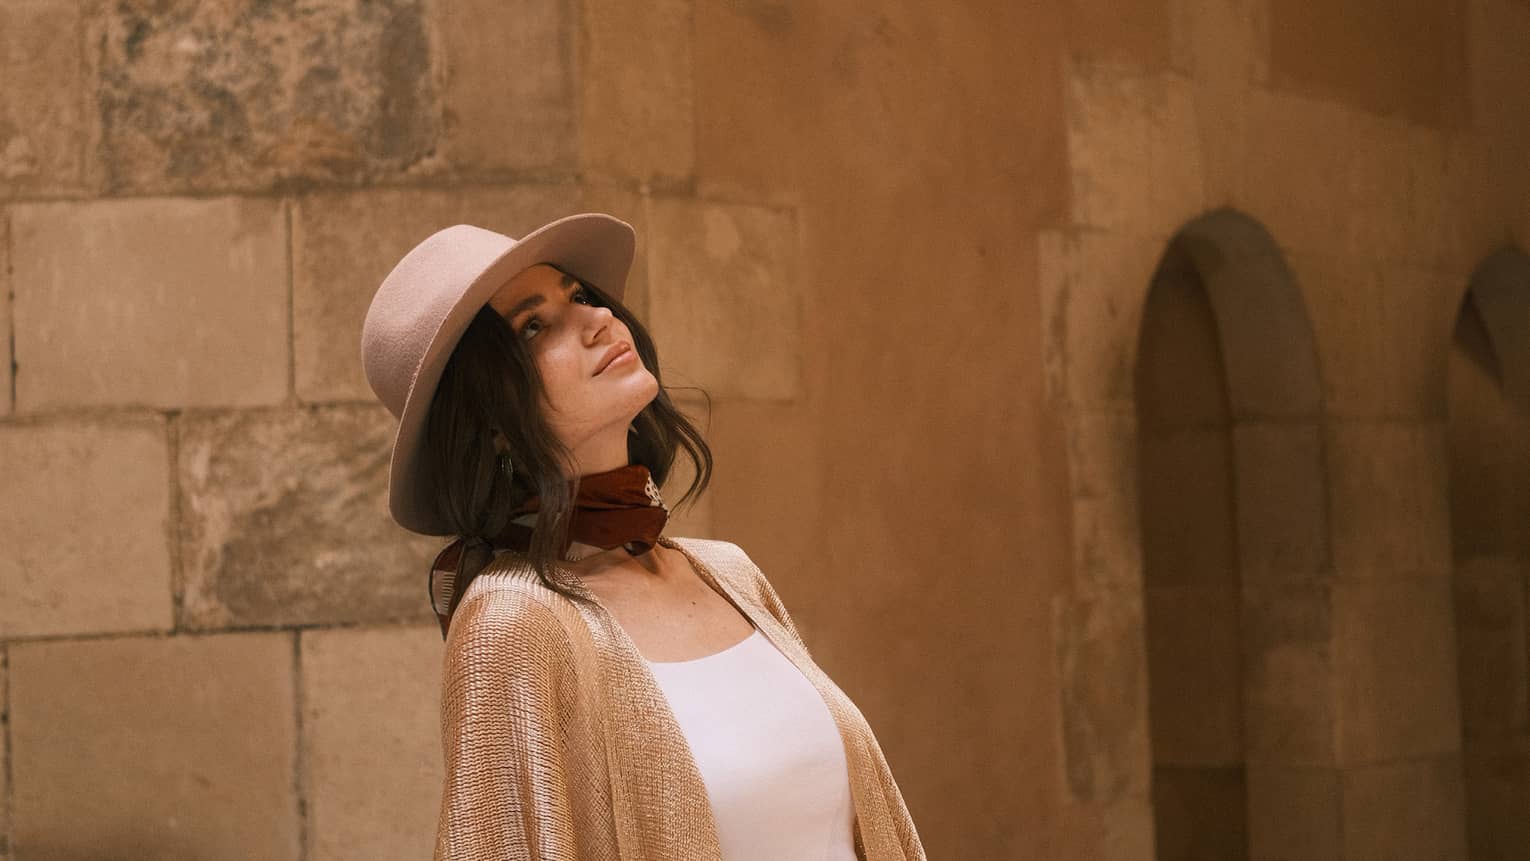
left=428, top=463, right=669, bottom=638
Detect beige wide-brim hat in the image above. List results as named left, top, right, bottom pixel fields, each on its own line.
left=360, top=213, right=636, bottom=536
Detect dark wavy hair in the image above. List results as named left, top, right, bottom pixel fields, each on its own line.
left=422, top=264, right=713, bottom=614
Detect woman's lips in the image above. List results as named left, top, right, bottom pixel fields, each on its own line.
left=595, top=342, right=634, bottom=375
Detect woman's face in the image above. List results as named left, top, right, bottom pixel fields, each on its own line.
left=487, top=263, right=658, bottom=473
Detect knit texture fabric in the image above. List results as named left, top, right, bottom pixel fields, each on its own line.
left=434, top=535, right=927, bottom=860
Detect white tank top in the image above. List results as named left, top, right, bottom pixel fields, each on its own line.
left=645, top=627, right=858, bottom=861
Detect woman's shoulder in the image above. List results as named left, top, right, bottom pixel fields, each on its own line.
left=445, top=558, right=589, bottom=657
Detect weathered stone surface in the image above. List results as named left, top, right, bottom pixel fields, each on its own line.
left=1326, top=422, right=1452, bottom=579
left=1, top=647, right=8, bottom=861
left=1346, top=112, right=1452, bottom=269
left=1452, top=558, right=1529, bottom=735
left=1169, top=0, right=1268, bottom=83
left=577, top=0, right=693, bottom=184
left=1054, top=587, right=1150, bottom=802
left=0, top=418, right=173, bottom=638
left=177, top=404, right=441, bottom=630
left=10, top=196, right=287, bottom=411
left=646, top=197, right=799, bottom=400
left=1245, top=764, right=1341, bottom=861
left=1334, top=576, right=1463, bottom=763
left=0, top=0, right=86, bottom=197
left=1462, top=743, right=1530, bottom=859
left=1150, top=765, right=1247, bottom=860
left=1037, top=229, right=1162, bottom=409
left=1064, top=63, right=1204, bottom=236
left=1145, top=585, right=1243, bottom=764
left=1242, top=581, right=1336, bottom=764
left=1062, top=410, right=1145, bottom=593
left=1, top=211, right=9, bottom=417
left=88, top=0, right=439, bottom=193
left=301, top=624, right=442, bottom=861
left=1341, top=755, right=1468, bottom=859
left=1470, top=0, right=1530, bottom=137
left=1065, top=0, right=1172, bottom=70
left=1295, top=254, right=1457, bottom=420
left=8, top=631, right=299, bottom=859
left=1238, top=91, right=1357, bottom=257
left=1233, top=423, right=1329, bottom=582
left=1267, top=0, right=1469, bottom=129
left=437, top=0, right=574, bottom=174
left=292, top=182, right=646, bottom=403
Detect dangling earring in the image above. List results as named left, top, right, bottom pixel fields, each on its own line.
left=499, top=451, right=514, bottom=479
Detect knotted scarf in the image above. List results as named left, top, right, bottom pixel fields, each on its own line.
left=428, top=463, right=669, bottom=639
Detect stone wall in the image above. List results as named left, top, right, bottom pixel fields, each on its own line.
left=1, top=0, right=1527, bottom=859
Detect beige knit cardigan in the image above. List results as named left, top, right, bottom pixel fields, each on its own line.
left=433, top=535, right=926, bottom=860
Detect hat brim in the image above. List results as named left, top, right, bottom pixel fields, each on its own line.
left=386, top=214, right=636, bottom=535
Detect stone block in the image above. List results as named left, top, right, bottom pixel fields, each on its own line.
left=1452, top=557, right=1529, bottom=735
left=1296, top=255, right=1457, bottom=420
left=292, top=182, right=646, bottom=403
left=11, top=196, right=287, bottom=411
left=645, top=197, right=799, bottom=400
left=1168, top=0, right=1268, bottom=83
left=692, top=0, right=807, bottom=206
left=1063, top=410, right=1146, bottom=593
left=1064, top=63, right=1205, bottom=236
left=1232, top=422, right=1329, bottom=582
left=0, top=418, right=173, bottom=638
left=1137, top=428, right=1237, bottom=588
left=8, top=631, right=299, bottom=859
left=0, top=0, right=86, bottom=197
left=1462, top=742, right=1530, bottom=858
left=1334, top=577, right=1462, bottom=764
left=1341, top=755, right=1468, bottom=860
left=1242, top=580, right=1336, bottom=765
left=1470, top=0, right=1530, bottom=137
left=301, top=624, right=443, bottom=861
left=1037, top=229, right=1163, bottom=410
left=1145, top=584, right=1244, bottom=764
left=1266, top=0, right=1469, bottom=130
left=1190, top=82, right=1249, bottom=207
left=1064, top=0, right=1173, bottom=71
left=1054, top=588, right=1151, bottom=802
left=1245, top=764, right=1341, bottom=861
left=1, top=647, right=8, bottom=861
left=1345, top=111, right=1451, bottom=268
left=436, top=0, right=575, bottom=175
left=577, top=0, right=693, bottom=184
left=1, top=211, right=9, bottom=417
left=177, top=405, right=442, bottom=630
left=1098, top=795, right=1156, bottom=861
left=88, top=0, right=439, bottom=194
left=1150, top=765, right=1247, bottom=860
left=1325, top=422, right=1452, bottom=579
left=1239, top=91, right=1357, bottom=258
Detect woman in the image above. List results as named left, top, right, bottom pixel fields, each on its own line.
left=360, top=213, right=925, bottom=860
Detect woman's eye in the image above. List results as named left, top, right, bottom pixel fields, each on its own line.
left=520, top=286, right=592, bottom=340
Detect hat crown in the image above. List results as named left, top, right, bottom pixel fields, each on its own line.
left=361, top=225, right=517, bottom=419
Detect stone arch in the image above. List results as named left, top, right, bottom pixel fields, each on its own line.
left=1446, top=245, right=1530, bottom=858
left=1133, top=208, right=1330, bottom=859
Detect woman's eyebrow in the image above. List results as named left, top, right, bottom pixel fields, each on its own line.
left=506, top=272, right=578, bottom=320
